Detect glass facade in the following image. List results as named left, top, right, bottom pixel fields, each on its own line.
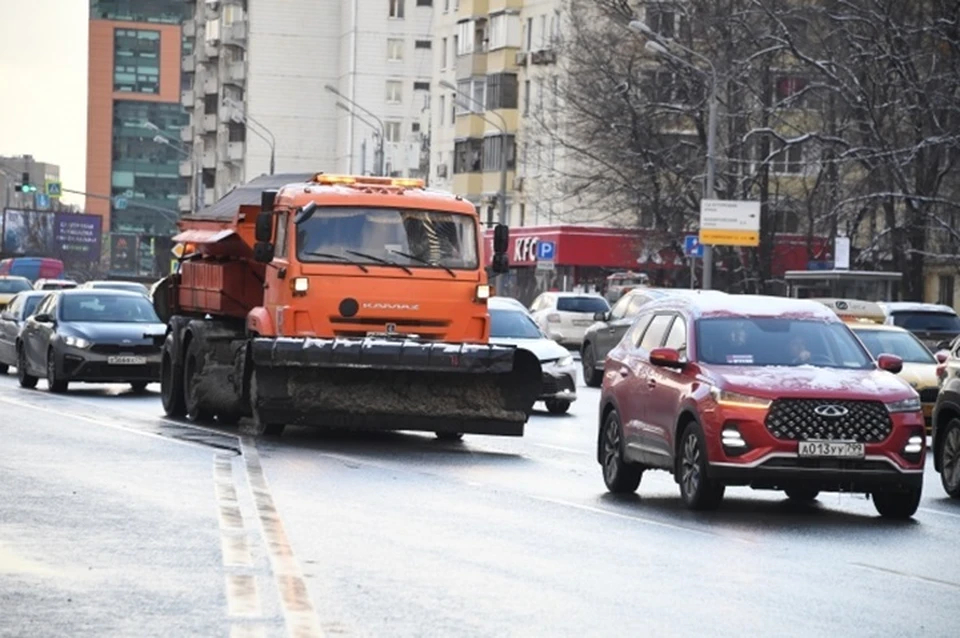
left=90, top=0, right=190, bottom=24
left=110, top=101, right=187, bottom=235
left=114, top=29, right=160, bottom=93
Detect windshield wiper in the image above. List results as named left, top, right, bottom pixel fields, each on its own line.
left=308, top=251, right=369, bottom=273
left=388, top=249, right=456, bottom=278
left=345, top=250, right=413, bottom=275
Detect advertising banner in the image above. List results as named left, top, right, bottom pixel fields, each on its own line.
left=109, top=233, right=138, bottom=274
left=54, top=213, right=102, bottom=261
left=2, top=208, right=55, bottom=255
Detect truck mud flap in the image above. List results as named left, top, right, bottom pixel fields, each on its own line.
left=249, top=337, right=542, bottom=436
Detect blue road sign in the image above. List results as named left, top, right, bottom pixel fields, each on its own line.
left=684, top=234, right=704, bottom=258
left=114, top=197, right=128, bottom=211
left=45, top=180, right=62, bottom=198
left=536, top=240, right=556, bottom=260
left=35, top=193, right=50, bottom=209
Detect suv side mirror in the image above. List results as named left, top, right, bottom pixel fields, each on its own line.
left=650, top=347, right=685, bottom=370
left=255, top=212, right=274, bottom=242
left=936, top=350, right=950, bottom=364
left=877, top=353, right=903, bottom=375
left=253, top=242, right=275, bottom=263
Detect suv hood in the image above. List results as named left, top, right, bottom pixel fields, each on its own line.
left=710, top=365, right=916, bottom=402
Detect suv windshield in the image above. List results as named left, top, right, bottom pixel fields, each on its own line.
left=697, top=317, right=872, bottom=368
left=60, top=294, right=160, bottom=323
left=490, top=308, right=544, bottom=339
left=297, top=207, right=478, bottom=270
left=556, top=297, right=609, bottom=313
left=890, top=311, right=960, bottom=333
left=853, top=328, right=936, bottom=364
left=0, top=279, right=31, bottom=294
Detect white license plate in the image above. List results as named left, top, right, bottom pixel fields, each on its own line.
left=107, top=356, right=147, bottom=365
left=798, top=440, right=865, bottom=459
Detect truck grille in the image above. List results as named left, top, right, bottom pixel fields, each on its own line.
left=918, top=388, right=939, bottom=404
left=765, top=399, right=893, bottom=443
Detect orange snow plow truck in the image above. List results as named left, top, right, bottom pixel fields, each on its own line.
left=152, top=173, right=541, bottom=438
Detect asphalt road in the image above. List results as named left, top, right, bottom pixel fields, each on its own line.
left=2, top=371, right=959, bottom=638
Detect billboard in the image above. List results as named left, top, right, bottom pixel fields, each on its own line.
left=109, top=233, right=138, bottom=274
left=1, top=208, right=103, bottom=263
left=55, top=213, right=102, bottom=260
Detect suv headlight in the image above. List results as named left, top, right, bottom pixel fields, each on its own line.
left=886, top=397, right=922, bottom=413
left=710, top=387, right=772, bottom=409
left=63, top=336, right=92, bottom=349
left=556, top=355, right=574, bottom=368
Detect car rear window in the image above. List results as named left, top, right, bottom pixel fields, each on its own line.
left=556, top=296, right=609, bottom=313
left=0, top=279, right=31, bottom=294
left=891, top=311, right=960, bottom=332
left=696, top=317, right=872, bottom=368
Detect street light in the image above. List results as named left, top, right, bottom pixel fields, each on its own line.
left=336, top=102, right=385, bottom=176
left=222, top=97, right=276, bottom=175
left=143, top=120, right=204, bottom=212
left=628, top=20, right=719, bottom=290
left=325, top=84, right=385, bottom=176
left=439, top=79, right=510, bottom=226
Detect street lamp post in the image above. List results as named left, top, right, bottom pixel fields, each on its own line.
left=439, top=79, right=510, bottom=226
left=145, top=120, right=204, bottom=212
left=336, top=102, right=385, bottom=176
left=221, top=98, right=276, bottom=175
left=629, top=21, right=718, bottom=290
left=325, top=85, right=385, bottom=176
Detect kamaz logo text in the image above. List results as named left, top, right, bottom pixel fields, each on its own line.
left=362, top=302, right=420, bottom=311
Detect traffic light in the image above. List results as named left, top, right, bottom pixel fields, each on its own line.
left=14, top=172, right=37, bottom=193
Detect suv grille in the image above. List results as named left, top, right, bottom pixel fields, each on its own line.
left=765, top=399, right=893, bottom=443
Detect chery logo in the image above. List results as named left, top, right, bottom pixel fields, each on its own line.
left=362, top=302, right=420, bottom=311
left=514, top=236, right=540, bottom=262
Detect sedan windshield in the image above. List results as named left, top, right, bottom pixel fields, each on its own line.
left=297, top=207, right=478, bottom=270
left=697, top=317, right=872, bottom=368
left=490, top=309, right=544, bottom=339
left=890, top=311, right=960, bottom=333
left=91, top=282, right=149, bottom=295
left=556, top=297, right=609, bottom=313
left=60, top=294, right=160, bottom=323
left=853, top=328, right=936, bottom=364
left=0, top=279, right=31, bottom=294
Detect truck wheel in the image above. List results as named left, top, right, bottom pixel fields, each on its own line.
left=184, top=339, right=213, bottom=423
left=161, top=337, right=186, bottom=417
left=873, top=488, right=922, bottom=520
left=243, top=375, right=285, bottom=436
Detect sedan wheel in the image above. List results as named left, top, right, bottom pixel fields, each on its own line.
left=939, top=420, right=960, bottom=498
left=17, top=347, right=37, bottom=389
left=582, top=346, right=602, bottom=388
left=545, top=399, right=571, bottom=415
left=46, top=351, right=68, bottom=393
left=678, top=423, right=725, bottom=510
left=601, top=410, right=642, bottom=493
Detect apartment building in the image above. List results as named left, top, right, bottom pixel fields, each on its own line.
left=180, top=0, right=434, bottom=213
left=1, top=156, right=65, bottom=212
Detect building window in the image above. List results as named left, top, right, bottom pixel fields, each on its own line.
left=227, top=122, right=246, bottom=142
left=775, top=76, right=814, bottom=107
left=455, top=78, right=486, bottom=114
left=486, top=73, right=518, bottom=110
left=457, top=20, right=475, bottom=56
left=387, top=38, right=404, bottom=61
left=940, top=275, right=955, bottom=307
left=450, top=92, right=456, bottom=121
left=204, top=94, right=218, bottom=115
left=644, top=70, right=689, bottom=104
left=771, top=143, right=803, bottom=175
left=441, top=37, right=448, bottom=67
left=454, top=139, right=483, bottom=173
left=385, top=121, right=402, bottom=142
left=412, top=122, right=421, bottom=133
left=416, top=0, right=433, bottom=5
left=386, top=81, right=403, bottom=104
left=413, top=81, right=430, bottom=92
left=489, top=12, right=521, bottom=50
left=525, top=17, right=533, bottom=50
left=415, top=40, right=432, bottom=49
left=482, top=135, right=516, bottom=172
left=389, top=0, right=405, bottom=18
left=114, top=29, right=161, bottom=94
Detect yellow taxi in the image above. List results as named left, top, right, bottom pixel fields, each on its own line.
left=0, top=276, right=33, bottom=311
left=816, top=298, right=944, bottom=428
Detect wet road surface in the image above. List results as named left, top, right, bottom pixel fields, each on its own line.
left=1, top=372, right=959, bottom=637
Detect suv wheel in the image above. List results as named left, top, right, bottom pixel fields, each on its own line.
left=873, top=488, right=922, bottom=520
left=600, top=409, right=642, bottom=493
left=938, top=419, right=960, bottom=498
left=581, top=345, right=603, bottom=388
left=678, top=422, right=725, bottom=510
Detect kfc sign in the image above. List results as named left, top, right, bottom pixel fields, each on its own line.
left=514, top=236, right=539, bottom=262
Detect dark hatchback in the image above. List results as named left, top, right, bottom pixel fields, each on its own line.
left=17, top=290, right=167, bottom=393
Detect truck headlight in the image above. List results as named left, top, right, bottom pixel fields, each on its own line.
left=476, top=284, right=491, bottom=300
left=63, top=336, right=92, bottom=349
left=886, top=397, right=922, bottom=413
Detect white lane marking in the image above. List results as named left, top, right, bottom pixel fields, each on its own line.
left=919, top=506, right=960, bottom=520
left=850, top=562, right=960, bottom=590
left=0, top=395, right=214, bottom=452
left=221, top=534, right=254, bottom=569
left=225, top=574, right=263, bottom=617
left=534, top=443, right=590, bottom=455
left=214, top=454, right=260, bottom=627
left=239, top=438, right=325, bottom=638
left=230, top=626, right=268, bottom=638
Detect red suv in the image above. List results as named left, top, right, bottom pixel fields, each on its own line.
left=598, top=295, right=926, bottom=519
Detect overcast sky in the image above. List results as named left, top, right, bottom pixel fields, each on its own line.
left=0, top=1, right=88, bottom=206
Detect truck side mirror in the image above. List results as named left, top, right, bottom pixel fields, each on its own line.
left=493, top=224, right=509, bottom=255
left=255, top=212, right=274, bottom=242
left=491, top=253, right=509, bottom=274
left=253, top=242, right=275, bottom=263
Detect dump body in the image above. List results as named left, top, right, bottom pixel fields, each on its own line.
left=156, top=173, right=540, bottom=437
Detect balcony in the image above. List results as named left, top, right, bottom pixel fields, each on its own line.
left=203, top=114, right=218, bottom=132
left=204, top=1, right=219, bottom=22
left=202, top=76, right=219, bottom=95
left=181, top=53, right=195, bottom=72
left=178, top=195, right=193, bottom=212
left=455, top=51, right=487, bottom=80
left=456, top=0, right=489, bottom=18
left=202, top=150, right=217, bottom=169
left=488, top=0, right=522, bottom=12
left=179, top=160, right=193, bottom=177
left=530, top=48, right=558, bottom=65
left=224, top=61, right=245, bottom=85
left=180, top=126, right=193, bottom=143
left=182, top=20, right=196, bottom=38
left=223, top=23, right=247, bottom=47
left=180, top=89, right=195, bottom=107
left=204, top=42, right=219, bottom=59
left=225, top=142, right=244, bottom=163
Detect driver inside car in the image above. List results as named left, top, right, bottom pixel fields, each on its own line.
left=789, top=334, right=813, bottom=364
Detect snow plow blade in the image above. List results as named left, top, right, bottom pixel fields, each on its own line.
left=249, top=337, right=542, bottom=436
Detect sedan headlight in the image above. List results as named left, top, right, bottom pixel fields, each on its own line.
left=710, top=387, right=772, bottom=409
left=62, top=335, right=92, bottom=349
left=886, top=397, right=922, bottom=413
left=556, top=355, right=574, bottom=368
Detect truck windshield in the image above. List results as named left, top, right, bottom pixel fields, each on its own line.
left=297, top=207, right=478, bottom=270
